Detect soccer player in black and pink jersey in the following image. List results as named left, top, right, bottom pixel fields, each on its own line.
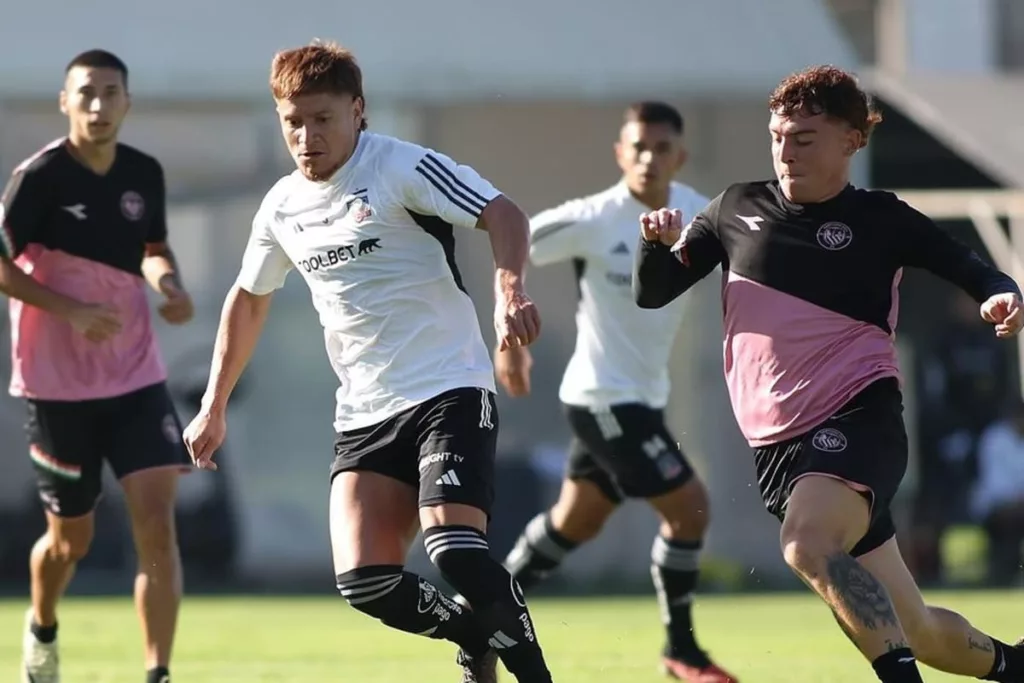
left=0, top=50, right=193, bottom=683
left=635, top=65, right=1024, bottom=683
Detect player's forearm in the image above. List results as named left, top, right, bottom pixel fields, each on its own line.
left=482, top=196, right=531, bottom=293
left=633, top=239, right=694, bottom=308
left=202, top=284, right=272, bottom=414
left=0, top=257, right=82, bottom=319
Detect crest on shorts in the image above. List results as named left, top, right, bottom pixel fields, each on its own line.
left=121, top=191, right=145, bottom=221
left=162, top=414, right=181, bottom=444
left=811, top=427, right=848, bottom=453
left=816, top=221, right=852, bottom=251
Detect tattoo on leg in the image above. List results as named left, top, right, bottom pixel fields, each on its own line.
left=968, top=634, right=994, bottom=652
left=832, top=610, right=908, bottom=651
left=824, top=551, right=900, bottom=631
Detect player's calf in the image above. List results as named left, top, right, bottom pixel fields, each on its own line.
left=648, top=480, right=721, bottom=670
left=505, top=478, right=615, bottom=591
left=335, top=565, right=490, bottom=656
left=503, top=512, right=581, bottom=591
left=425, top=525, right=553, bottom=683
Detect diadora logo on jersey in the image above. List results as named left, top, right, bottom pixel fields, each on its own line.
left=816, top=221, right=853, bottom=251
left=298, top=238, right=383, bottom=272
left=345, top=188, right=373, bottom=224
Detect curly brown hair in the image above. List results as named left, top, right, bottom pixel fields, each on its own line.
left=270, top=40, right=367, bottom=131
left=768, top=65, right=882, bottom=148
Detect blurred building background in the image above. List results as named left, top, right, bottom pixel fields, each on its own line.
left=0, top=0, right=1022, bottom=594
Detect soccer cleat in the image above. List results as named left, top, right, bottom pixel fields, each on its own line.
left=456, top=647, right=499, bottom=683
left=661, top=654, right=739, bottom=683
left=21, top=610, right=60, bottom=683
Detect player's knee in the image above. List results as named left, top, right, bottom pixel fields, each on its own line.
left=653, top=478, right=710, bottom=538
left=335, top=564, right=405, bottom=621
left=128, top=508, right=177, bottom=558
left=47, top=520, right=94, bottom=563
left=779, top=521, right=845, bottom=576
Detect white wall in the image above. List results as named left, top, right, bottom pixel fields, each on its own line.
left=0, top=0, right=856, bottom=99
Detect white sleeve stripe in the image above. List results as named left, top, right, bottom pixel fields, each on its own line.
left=415, top=163, right=486, bottom=218
left=422, top=153, right=490, bottom=205
left=531, top=220, right=576, bottom=243
left=0, top=169, right=30, bottom=258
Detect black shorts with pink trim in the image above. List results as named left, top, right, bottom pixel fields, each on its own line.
left=752, top=378, right=907, bottom=557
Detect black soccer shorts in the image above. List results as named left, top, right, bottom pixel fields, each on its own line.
left=25, top=381, right=191, bottom=518
left=563, top=402, right=695, bottom=504
left=330, top=386, right=499, bottom=515
left=752, top=378, right=908, bottom=557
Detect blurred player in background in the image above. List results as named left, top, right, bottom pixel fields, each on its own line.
left=182, top=41, right=554, bottom=683
left=496, top=102, right=738, bottom=683
left=0, top=50, right=194, bottom=683
left=635, top=65, right=1024, bottom=683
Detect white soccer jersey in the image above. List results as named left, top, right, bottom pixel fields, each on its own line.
left=530, top=181, right=710, bottom=409
left=236, top=132, right=499, bottom=432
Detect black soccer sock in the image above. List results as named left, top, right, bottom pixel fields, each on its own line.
left=504, top=512, right=579, bottom=591
left=871, top=648, right=925, bottom=682
left=983, top=638, right=1024, bottom=681
left=146, top=666, right=170, bottom=683
left=30, top=619, right=57, bottom=644
left=651, top=535, right=709, bottom=666
left=425, top=525, right=553, bottom=683
left=335, top=565, right=489, bottom=656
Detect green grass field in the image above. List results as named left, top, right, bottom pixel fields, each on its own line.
left=0, top=591, right=1021, bottom=682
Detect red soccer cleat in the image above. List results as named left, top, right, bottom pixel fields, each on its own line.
left=661, top=655, right=740, bottom=683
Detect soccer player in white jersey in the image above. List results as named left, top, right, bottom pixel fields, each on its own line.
left=497, top=103, right=738, bottom=683
left=182, top=42, right=553, bottom=683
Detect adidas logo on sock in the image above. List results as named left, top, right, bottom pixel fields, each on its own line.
left=487, top=630, right=518, bottom=649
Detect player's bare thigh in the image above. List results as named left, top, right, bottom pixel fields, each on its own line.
left=420, top=502, right=487, bottom=534
left=330, top=470, right=419, bottom=573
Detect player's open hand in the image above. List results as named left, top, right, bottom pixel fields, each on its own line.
left=495, top=285, right=541, bottom=351
left=182, top=407, right=227, bottom=471
left=495, top=345, right=532, bottom=397
left=981, top=292, right=1024, bottom=338
left=68, top=302, right=122, bottom=343
left=640, top=208, right=685, bottom=246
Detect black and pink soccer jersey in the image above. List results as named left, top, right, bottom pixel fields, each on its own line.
left=633, top=181, right=1020, bottom=447
left=0, top=139, right=169, bottom=401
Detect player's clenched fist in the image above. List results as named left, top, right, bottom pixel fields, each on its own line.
left=640, top=208, right=685, bottom=246
left=495, top=287, right=541, bottom=351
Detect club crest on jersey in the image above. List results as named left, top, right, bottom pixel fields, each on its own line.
left=345, top=189, right=373, bottom=224
left=811, top=427, right=848, bottom=453
left=816, top=221, right=852, bottom=251
left=121, top=191, right=145, bottom=221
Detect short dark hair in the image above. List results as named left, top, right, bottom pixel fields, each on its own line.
left=270, top=40, right=367, bottom=131
left=769, top=65, right=882, bottom=148
left=624, top=101, right=684, bottom=135
left=65, top=49, right=129, bottom=90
